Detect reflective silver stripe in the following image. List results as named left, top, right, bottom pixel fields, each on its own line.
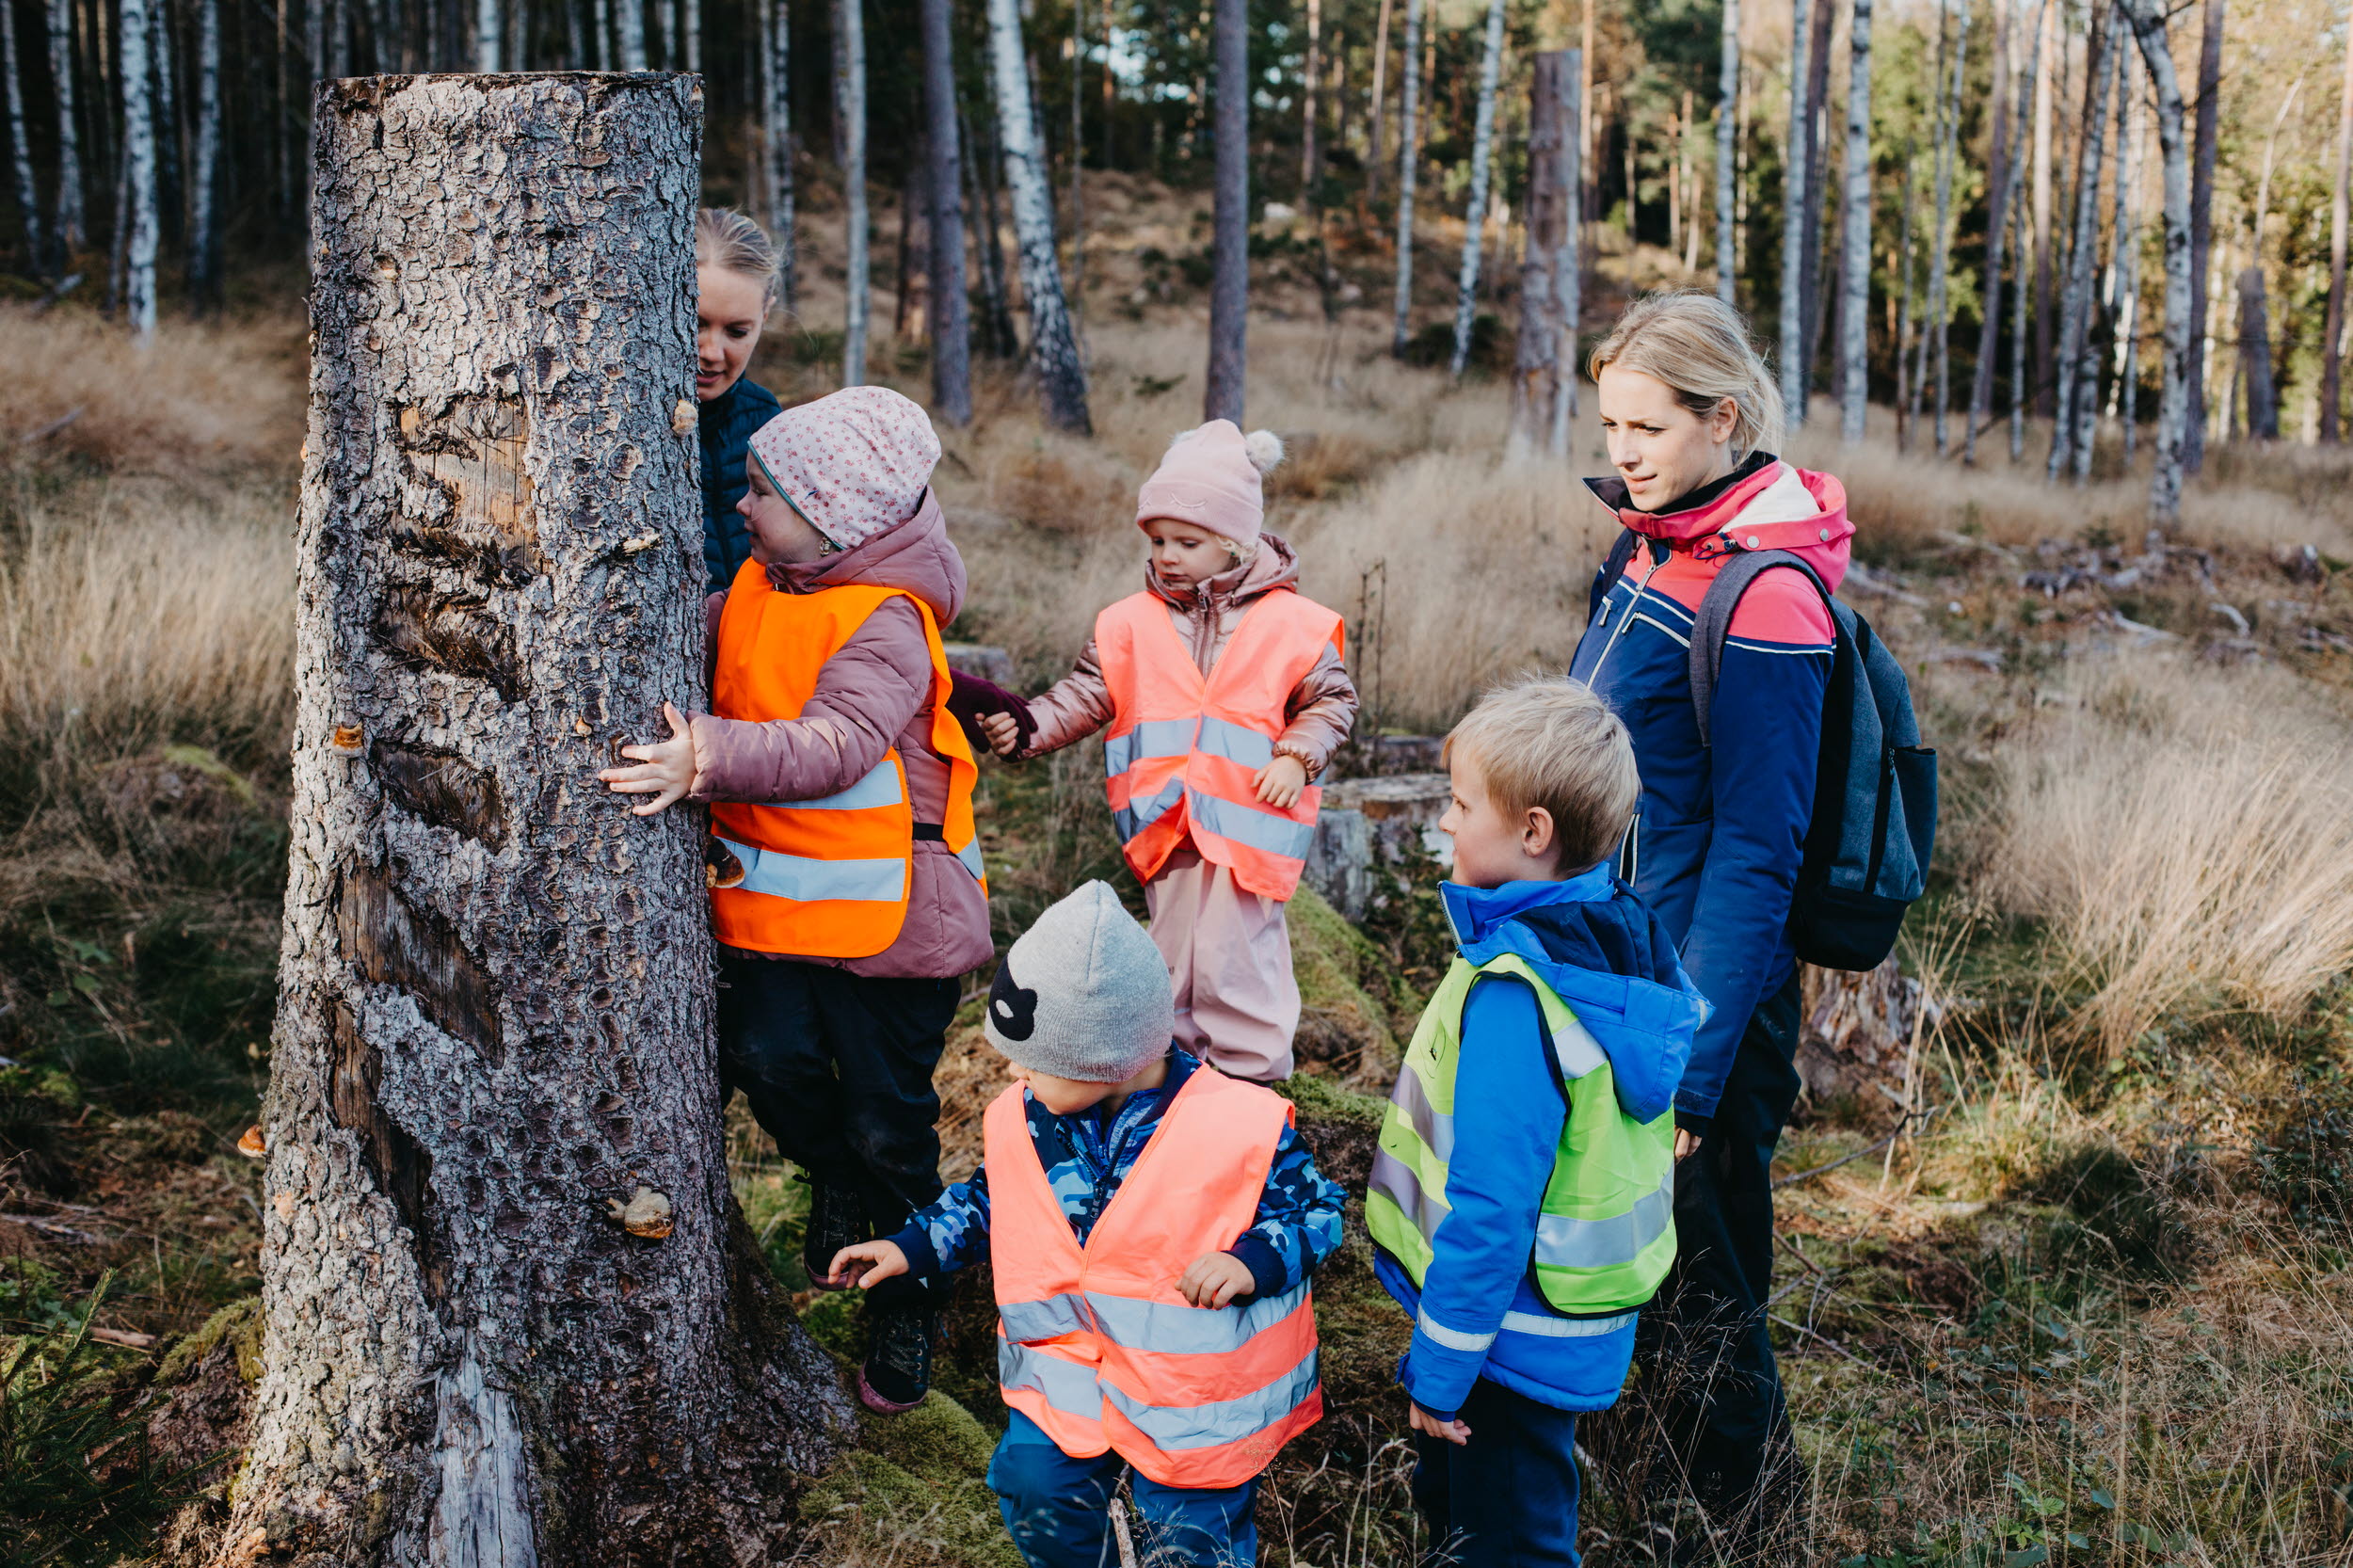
left=1082, top=1283, right=1309, bottom=1356
left=954, top=837, right=986, bottom=883
left=1193, top=715, right=1275, bottom=770
left=1414, top=1307, right=1497, bottom=1353
left=1101, top=1348, right=1319, bottom=1451
left=999, top=1293, right=1093, bottom=1342
left=1497, top=1308, right=1640, bottom=1338
left=1186, top=792, right=1316, bottom=861
left=1388, top=1068, right=1455, bottom=1164
left=1104, top=718, right=1200, bottom=778
left=713, top=837, right=907, bottom=904
left=1533, top=1166, right=1675, bottom=1271
left=999, top=1336, right=1105, bottom=1420
left=1550, top=1013, right=1609, bottom=1080
left=766, top=758, right=903, bottom=811
left=1112, top=777, right=1187, bottom=843
left=1369, top=1146, right=1449, bottom=1240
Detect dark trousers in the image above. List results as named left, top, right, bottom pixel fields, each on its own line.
left=715, top=953, right=958, bottom=1270
left=1412, top=1380, right=1584, bottom=1568
left=987, top=1410, right=1259, bottom=1568
left=1632, top=974, right=1803, bottom=1540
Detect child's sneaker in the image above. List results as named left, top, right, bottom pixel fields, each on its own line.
left=801, top=1180, right=865, bottom=1291
left=857, top=1305, right=935, bottom=1414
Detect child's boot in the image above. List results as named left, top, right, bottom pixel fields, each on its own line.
left=801, top=1178, right=866, bottom=1290
left=858, top=1304, right=936, bottom=1414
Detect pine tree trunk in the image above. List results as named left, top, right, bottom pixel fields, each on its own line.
left=2030, top=0, right=2056, bottom=415
left=1837, top=0, right=1873, bottom=441
left=764, top=0, right=795, bottom=312
left=1066, top=0, right=1084, bottom=312
left=2235, top=264, right=2274, bottom=439
left=2120, top=0, right=2187, bottom=522
left=684, top=0, right=696, bottom=72
left=1448, top=0, right=1505, bottom=379
left=1779, top=0, right=1812, bottom=422
left=962, top=91, right=1015, bottom=359
left=2049, top=3, right=2114, bottom=481
left=1967, top=0, right=2019, bottom=462
left=1510, top=50, right=1574, bottom=457
left=47, top=0, right=81, bottom=250
left=1716, top=0, right=1738, bottom=303
left=1205, top=0, right=1247, bottom=418
left=1798, top=0, right=1834, bottom=387
left=207, top=76, right=850, bottom=1567
left=921, top=0, right=971, bottom=425
left=475, top=0, right=499, bottom=68
left=1390, top=0, right=1422, bottom=353
left=2010, top=0, right=2045, bottom=458
left=2328, top=20, right=2353, bottom=440
left=985, top=0, right=1089, bottom=429
left=836, top=0, right=867, bottom=386
left=188, top=0, right=219, bottom=308
left=4, top=0, right=43, bottom=270
left=2184, top=0, right=2220, bottom=471
left=1368, top=0, right=1390, bottom=201
left=1929, top=0, right=1969, bottom=455
left=1894, top=146, right=1916, bottom=449
left=1301, top=0, right=1321, bottom=193
left=120, top=0, right=157, bottom=341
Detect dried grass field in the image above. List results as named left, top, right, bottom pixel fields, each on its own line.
left=5, top=183, right=2353, bottom=1565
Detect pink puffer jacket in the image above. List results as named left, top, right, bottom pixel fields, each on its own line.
left=1022, top=534, right=1359, bottom=776
left=686, top=489, right=993, bottom=980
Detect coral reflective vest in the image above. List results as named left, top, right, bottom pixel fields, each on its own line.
left=1366, top=953, right=1678, bottom=1317
left=1094, top=589, right=1344, bottom=902
left=986, top=1069, right=1323, bottom=1490
left=707, top=563, right=984, bottom=959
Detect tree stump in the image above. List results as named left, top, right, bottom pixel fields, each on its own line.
left=1303, top=772, right=1453, bottom=920
left=216, top=74, right=847, bottom=1568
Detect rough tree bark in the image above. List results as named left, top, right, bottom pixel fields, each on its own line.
left=208, top=74, right=851, bottom=1568
left=1448, top=0, right=1506, bottom=380
left=986, top=0, right=1089, bottom=429
left=2329, top=20, right=2353, bottom=440
left=1967, top=0, right=2021, bottom=463
left=1929, top=0, right=1969, bottom=455
left=835, top=0, right=868, bottom=386
left=1838, top=0, right=1874, bottom=442
left=2121, top=0, right=2189, bottom=524
left=1779, top=0, right=1812, bottom=421
left=1391, top=0, right=1423, bottom=353
left=120, top=0, right=157, bottom=341
left=1206, top=0, right=1247, bottom=418
left=2185, top=0, right=2221, bottom=471
left=764, top=0, right=795, bottom=312
left=1509, top=50, right=1575, bottom=457
left=4, top=0, right=41, bottom=269
left=2049, top=2, right=2114, bottom=481
left=46, top=0, right=80, bottom=251
left=921, top=0, right=970, bottom=425
left=189, top=0, right=222, bottom=310
left=1716, top=0, right=1738, bottom=303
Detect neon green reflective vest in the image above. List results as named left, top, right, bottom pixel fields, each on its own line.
left=1366, top=952, right=1678, bottom=1317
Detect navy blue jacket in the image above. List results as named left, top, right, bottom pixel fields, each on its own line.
left=699, top=376, right=782, bottom=594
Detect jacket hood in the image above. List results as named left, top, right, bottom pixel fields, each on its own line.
left=768, top=487, right=967, bottom=627
left=1585, top=459, right=1853, bottom=595
left=1146, top=531, right=1302, bottom=609
left=1441, top=870, right=1711, bottom=1125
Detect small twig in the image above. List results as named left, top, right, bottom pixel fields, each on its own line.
left=1769, top=1311, right=1869, bottom=1365
left=1771, top=1106, right=1946, bottom=1190
left=1776, top=1229, right=1827, bottom=1274
left=19, top=406, right=85, bottom=444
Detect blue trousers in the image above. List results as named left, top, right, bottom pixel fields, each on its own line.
left=1411, top=1380, right=1583, bottom=1568
left=986, top=1410, right=1259, bottom=1568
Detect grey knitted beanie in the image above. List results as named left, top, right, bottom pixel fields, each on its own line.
left=984, top=881, right=1176, bottom=1082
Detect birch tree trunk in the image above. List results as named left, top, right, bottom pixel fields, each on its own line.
left=764, top=0, right=795, bottom=312
left=2072, top=29, right=2127, bottom=477
left=985, top=0, right=1089, bottom=429
left=2329, top=22, right=2353, bottom=441
left=1929, top=0, right=1969, bottom=455
left=47, top=0, right=80, bottom=250
left=1368, top=0, right=1390, bottom=200
left=4, top=0, right=42, bottom=269
left=1779, top=0, right=1813, bottom=421
left=1206, top=0, right=1247, bottom=419
left=2049, top=3, right=2115, bottom=481
left=921, top=0, right=970, bottom=425
left=835, top=0, right=867, bottom=387
left=1837, top=0, right=1873, bottom=441
left=1716, top=0, right=1738, bottom=303
left=475, top=0, right=500, bottom=69
left=120, top=0, right=157, bottom=342
left=2031, top=0, right=2055, bottom=413
left=1302, top=0, right=1321, bottom=192
left=1390, top=0, right=1422, bottom=353
left=2236, top=265, right=2276, bottom=439
left=2107, top=73, right=2141, bottom=458
left=189, top=0, right=220, bottom=308
left=2184, top=0, right=2221, bottom=472
left=962, top=93, right=1016, bottom=359
left=684, top=0, right=697, bottom=72
left=1965, top=0, right=2017, bottom=461
left=1448, top=0, right=1506, bottom=380
left=2121, top=0, right=2188, bottom=523
left=1894, top=147, right=1916, bottom=448
left=1510, top=50, right=1574, bottom=456
left=212, top=74, right=849, bottom=1568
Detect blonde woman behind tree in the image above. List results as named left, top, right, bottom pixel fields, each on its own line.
left=696, top=208, right=786, bottom=595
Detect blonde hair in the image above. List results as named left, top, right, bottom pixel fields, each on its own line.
left=695, top=207, right=781, bottom=310
left=1588, top=290, right=1785, bottom=462
left=1444, top=676, right=1641, bottom=873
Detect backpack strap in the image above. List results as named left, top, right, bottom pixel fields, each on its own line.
left=1688, top=549, right=1835, bottom=748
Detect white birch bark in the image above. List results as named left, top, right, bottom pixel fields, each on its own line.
left=47, top=0, right=80, bottom=249
left=190, top=0, right=220, bottom=305
left=984, top=0, right=1088, bottom=429
left=2106, top=73, right=2141, bottom=456
left=1448, top=0, right=1506, bottom=380
left=2119, top=0, right=2189, bottom=523
left=4, top=0, right=42, bottom=266
left=764, top=0, right=794, bottom=310
left=475, top=0, right=500, bottom=70
left=2010, top=0, right=2045, bottom=459
left=1716, top=0, right=1738, bottom=303
left=1779, top=0, right=1812, bottom=421
left=835, top=0, right=867, bottom=386
left=120, top=0, right=158, bottom=342
left=1390, top=0, right=1423, bottom=353
left=1837, top=0, right=1873, bottom=441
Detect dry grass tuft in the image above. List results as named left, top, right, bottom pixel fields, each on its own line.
left=0, top=308, right=304, bottom=472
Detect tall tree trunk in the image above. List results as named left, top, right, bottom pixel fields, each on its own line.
left=963, top=92, right=1015, bottom=359
left=214, top=76, right=849, bottom=1566
left=1715, top=0, right=1737, bottom=303
left=1301, top=0, right=1321, bottom=193
left=1837, top=0, right=1873, bottom=441
left=684, top=0, right=696, bottom=72
left=1797, top=0, right=1834, bottom=384
left=1448, top=0, right=1505, bottom=379
left=4, top=0, right=42, bottom=269
left=1967, top=0, right=2022, bottom=462
left=1066, top=0, right=1084, bottom=312
left=836, top=0, right=867, bottom=386
left=1579, top=0, right=1594, bottom=223
left=1894, top=145, right=1916, bottom=449
left=2072, top=36, right=2124, bottom=479
left=1510, top=50, right=1574, bottom=456
left=120, top=0, right=156, bottom=341
left=2107, top=64, right=2141, bottom=458
left=2031, top=0, right=2055, bottom=415
left=188, top=0, right=219, bottom=308
left=986, top=0, right=1089, bottom=428
left=1389, top=0, right=1421, bottom=352
left=2049, top=1, right=2115, bottom=480
left=1779, top=0, right=1812, bottom=422
left=921, top=0, right=970, bottom=424
left=2184, top=0, right=2220, bottom=471
left=47, top=0, right=81, bottom=250
left=1368, top=0, right=1391, bottom=200
left=1929, top=0, right=1969, bottom=455
left=475, top=0, right=499, bottom=68
left=2010, top=0, right=2045, bottom=458
left=1205, top=0, right=1246, bottom=418
left=2236, top=264, right=2275, bottom=439
left=2328, top=19, right=2353, bottom=441
left=2121, top=0, right=2188, bottom=523
left=764, top=0, right=795, bottom=311
left=1680, top=88, right=1699, bottom=271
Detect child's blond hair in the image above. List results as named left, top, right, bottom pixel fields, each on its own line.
left=1443, top=676, right=1641, bottom=872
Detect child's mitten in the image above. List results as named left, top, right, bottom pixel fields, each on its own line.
left=947, top=669, right=1037, bottom=755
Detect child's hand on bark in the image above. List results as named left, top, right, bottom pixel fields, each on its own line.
left=827, top=1239, right=909, bottom=1290
left=1176, top=1252, right=1256, bottom=1308
left=1408, top=1401, right=1473, bottom=1446
left=599, top=702, right=696, bottom=816
left=1253, top=754, right=1308, bottom=809
left=979, top=711, right=1024, bottom=758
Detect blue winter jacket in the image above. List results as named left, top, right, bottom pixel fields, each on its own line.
left=699, top=376, right=783, bottom=594
left=1568, top=456, right=1850, bottom=1131
left=1375, top=870, right=1709, bottom=1419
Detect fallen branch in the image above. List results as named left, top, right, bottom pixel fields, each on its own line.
left=19, top=406, right=85, bottom=444
left=1771, top=1105, right=1945, bottom=1190
left=1769, top=1311, right=1870, bottom=1365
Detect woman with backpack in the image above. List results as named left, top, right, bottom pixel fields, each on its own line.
left=1568, top=291, right=1851, bottom=1560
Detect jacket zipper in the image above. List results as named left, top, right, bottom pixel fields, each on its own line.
left=1581, top=541, right=1670, bottom=692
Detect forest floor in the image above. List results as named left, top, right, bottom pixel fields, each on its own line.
left=4, top=174, right=2353, bottom=1566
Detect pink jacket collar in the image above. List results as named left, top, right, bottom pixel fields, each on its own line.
left=1587, top=460, right=1854, bottom=574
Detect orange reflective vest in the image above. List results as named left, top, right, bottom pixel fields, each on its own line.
left=986, top=1067, right=1323, bottom=1490
left=708, top=561, right=984, bottom=959
left=1095, top=590, right=1344, bottom=902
